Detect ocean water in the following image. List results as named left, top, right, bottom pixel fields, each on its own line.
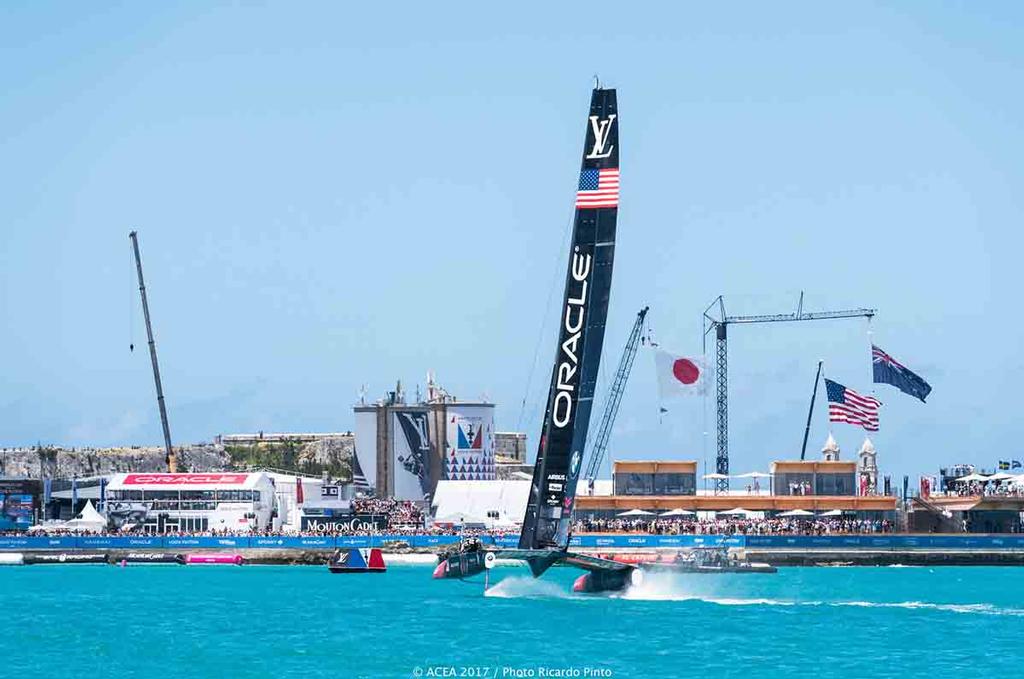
left=3, top=562, right=1023, bottom=678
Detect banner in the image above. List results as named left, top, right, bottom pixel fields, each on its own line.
left=445, top=405, right=495, bottom=480
left=300, top=514, right=387, bottom=532
left=392, top=409, right=434, bottom=500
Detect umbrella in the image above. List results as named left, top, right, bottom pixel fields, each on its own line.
left=777, top=509, right=815, bottom=517
left=956, top=473, right=990, bottom=483
left=818, top=509, right=845, bottom=517
left=719, top=507, right=751, bottom=515
left=735, top=472, right=771, bottom=478
left=703, top=473, right=730, bottom=480
left=659, top=508, right=696, bottom=517
left=617, top=509, right=656, bottom=517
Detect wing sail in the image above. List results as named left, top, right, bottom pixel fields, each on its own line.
left=519, top=88, right=619, bottom=550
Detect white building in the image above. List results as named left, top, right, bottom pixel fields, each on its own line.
left=105, top=472, right=278, bottom=533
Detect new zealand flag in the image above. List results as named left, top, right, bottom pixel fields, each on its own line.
left=872, top=345, right=932, bottom=403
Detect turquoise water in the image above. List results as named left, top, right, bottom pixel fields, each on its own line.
left=3, top=563, right=1023, bottom=678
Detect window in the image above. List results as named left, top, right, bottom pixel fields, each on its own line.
left=615, top=473, right=654, bottom=496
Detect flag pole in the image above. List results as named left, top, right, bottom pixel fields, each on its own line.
left=800, top=361, right=824, bottom=461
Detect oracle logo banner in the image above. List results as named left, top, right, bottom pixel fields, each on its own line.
left=122, top=474, right=250, bottom=485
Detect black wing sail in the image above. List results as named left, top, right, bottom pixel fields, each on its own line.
left=520, top=88, right=619, bottom=550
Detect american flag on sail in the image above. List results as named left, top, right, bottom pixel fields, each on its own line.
left=576, top=167, right=619, bottom=208
left=825, top=378, right=881, bottom=432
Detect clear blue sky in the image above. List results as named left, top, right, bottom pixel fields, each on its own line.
left=2, top=3, right=1022, bottom=483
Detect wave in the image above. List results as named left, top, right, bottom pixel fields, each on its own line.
left=612, top=573, right=1024, bottom=616
left=484, top=576, right=575, bottom=599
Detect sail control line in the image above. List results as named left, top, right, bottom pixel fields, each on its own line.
left=434, top=87, right=637, bottom=593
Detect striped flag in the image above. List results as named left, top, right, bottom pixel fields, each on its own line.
left=825, top=378, right=881, bottom=432
left=575, top=167, right=619, bottom=208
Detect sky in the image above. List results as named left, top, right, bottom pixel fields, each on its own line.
left=2, top=2, right=1022, bottom=483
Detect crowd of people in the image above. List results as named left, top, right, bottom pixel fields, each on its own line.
left=571, top=516, right=894, bottom=536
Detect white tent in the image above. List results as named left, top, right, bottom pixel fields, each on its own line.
left=818, top=509, right=845, bottom=517
left=703, top=473, right=730, bottom=480
left=735, top=472, right=771, bottom=479
left=956, top=473, right=990, bottom=483
left=987, top=472, right=1015, bottom=482
left=659, top=508, right=696, bottom=517
left=777, top=509, right=815, bottom=517
left=434, top=512, right=487, bottom=525
left=59, top=500, right=107, bottom=534
left=719, top=507, right=752, bottom=516
left=617, top=509, right=656, bottom=517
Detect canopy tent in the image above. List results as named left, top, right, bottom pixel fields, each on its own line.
left=987, top=472, right=1015, bottom=482
left=818, top=509, right=847, bottom=517
left=433, top=512, right=487, bottom=526
left=734, top=472, right=771, bottom=479
left=719, top=507, right=752, bottom=516
left=659, top=508, right=696, bottom=517
left=52, top=500, right=107, bottom=534
left=956, top=473, right=990, bottom=483
left=777, top=509, right=815, bottom=517
left=617, top=509, right=656, bottom=517
left=702, top=473, right=730, bottom=480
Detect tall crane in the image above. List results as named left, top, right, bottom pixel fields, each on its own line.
left=702, top=293, right=875, bottom=493
left=584, top=306, right=649, bottom=492
left=129, top=231, right=177, bottom=473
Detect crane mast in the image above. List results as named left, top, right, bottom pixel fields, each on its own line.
left=129, top=231, right=177, bottom=473
left=583, top=306, right=649, bottom=491
left=703, top=293, right=875, bottom=493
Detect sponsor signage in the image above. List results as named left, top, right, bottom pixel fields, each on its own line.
left=300, top=514, right=387, bottom=532
left=122, top=473, right=250, bottom=486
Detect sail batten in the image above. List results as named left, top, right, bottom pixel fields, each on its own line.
left=519, top=88, right=619, bottom=551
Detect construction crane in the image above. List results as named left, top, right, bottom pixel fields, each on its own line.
left=129, top=231, right=177, bottom=473
left=584, top=306, right=649, bottom=493
left=702, top=293, right=875, bottom=493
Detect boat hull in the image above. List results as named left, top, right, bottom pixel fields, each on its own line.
left=327, top=548, right=386, bottom=574
left=433, top=550, right=487, bottom=579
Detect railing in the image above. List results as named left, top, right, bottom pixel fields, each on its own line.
left=4, top=533, right=1024, bottom=551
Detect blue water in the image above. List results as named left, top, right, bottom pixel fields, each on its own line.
left=3, top=563, right=1023, bottom=678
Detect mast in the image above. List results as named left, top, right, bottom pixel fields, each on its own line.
left=800, top=360, right=824, bottom=461
left=520, top=87, right=619, bottom=552
left=129, top=231, right=177, bottom=473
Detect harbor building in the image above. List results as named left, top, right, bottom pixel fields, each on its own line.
left=353, top=376, right=499, bottom=501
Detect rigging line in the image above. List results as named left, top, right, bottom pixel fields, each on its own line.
left=514, top=197, right=577, bottom=435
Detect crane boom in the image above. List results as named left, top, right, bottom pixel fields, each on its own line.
left=129, top=231, right=177, bottom=473
left=583, top=306, right=649, bottom=488
left=702, top=293, right=875, bottom=492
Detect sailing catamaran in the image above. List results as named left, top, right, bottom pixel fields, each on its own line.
left=433, top=86, right=640, bottom=593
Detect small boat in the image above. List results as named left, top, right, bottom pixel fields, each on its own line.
left=645, top=547, right=777, bottom=574
left=327, top=548, right=386, bottom=574
left=122, top=552, right=185, bottom=565
left=23, top=552, right=109, bottom=565
left=185, top=553, right=244, bottom=565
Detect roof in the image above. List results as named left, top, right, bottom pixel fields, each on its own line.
left=771, top=460, right=857, bottom=473
left=106, top=472, right=267, bottom=491
left=613, top=460, right=697, bottom=474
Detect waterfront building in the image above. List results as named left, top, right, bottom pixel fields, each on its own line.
left=858, top=438, right=879, bottom=495
left=105, top=472, right=279, bottom=533
left=353, top=377, right=503, bottom=501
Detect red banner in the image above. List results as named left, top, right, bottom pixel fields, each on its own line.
left=122, top=473, right=250, bottom=485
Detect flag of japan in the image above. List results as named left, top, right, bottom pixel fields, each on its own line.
left=654, top=350, right=708, bottom=400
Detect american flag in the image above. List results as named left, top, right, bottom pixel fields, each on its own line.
left=825, top=378, right=881, bottom=432
left=576, top=167, right=619, bottom=208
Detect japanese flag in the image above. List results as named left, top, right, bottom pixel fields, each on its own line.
left=654, top=350, right=708, bottom=400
